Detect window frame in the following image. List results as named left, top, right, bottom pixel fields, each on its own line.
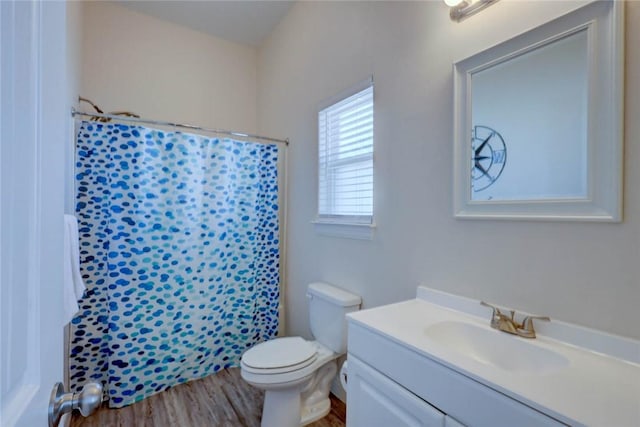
left=313, top=77, right=375, bottom=240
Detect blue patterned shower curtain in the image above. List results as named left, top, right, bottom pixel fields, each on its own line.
left=69, top=121, right=280, bottom=407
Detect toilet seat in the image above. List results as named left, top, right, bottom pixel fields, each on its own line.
left=240, top=339, right=337, bottom=389
left=242, top=337, right=318, bottom=375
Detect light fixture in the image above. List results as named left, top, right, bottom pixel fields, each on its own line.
left=446, top=0, right=499, bottom=22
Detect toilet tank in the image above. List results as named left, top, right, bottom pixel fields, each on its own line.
left=307, top=282, right=361, bottom=354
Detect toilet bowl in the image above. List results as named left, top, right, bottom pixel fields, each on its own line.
left=240, top=282, right=361, bottom=427
left=241, top=338, right=338, bottom=426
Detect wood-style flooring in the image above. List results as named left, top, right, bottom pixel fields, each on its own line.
left=71, top=367, right=346, bottom=427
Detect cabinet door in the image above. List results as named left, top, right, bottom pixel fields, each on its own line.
left=347, top=356, right=445, bottom=427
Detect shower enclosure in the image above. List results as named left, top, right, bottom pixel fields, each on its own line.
left=69, top=120, right=284, bottom=407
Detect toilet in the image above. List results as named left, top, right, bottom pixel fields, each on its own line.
left=240, top=282, right=361, bottom=427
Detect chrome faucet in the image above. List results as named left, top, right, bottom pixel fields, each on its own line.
left=480, top=301, right=549, bottom=339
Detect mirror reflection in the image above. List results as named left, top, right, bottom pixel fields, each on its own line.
left=470, top=29, right=588, bottom=201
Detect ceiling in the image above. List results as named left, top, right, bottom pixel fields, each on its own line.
left=116, top=1, right=295, bottom=47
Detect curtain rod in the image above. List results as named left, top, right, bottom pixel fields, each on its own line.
left=71, top=108, right=289, bottom=146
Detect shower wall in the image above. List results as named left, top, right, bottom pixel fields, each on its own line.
left=80, top=1, right=258, bottom=133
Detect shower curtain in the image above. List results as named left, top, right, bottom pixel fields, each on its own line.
left=69, top=121, right=281, bottom=407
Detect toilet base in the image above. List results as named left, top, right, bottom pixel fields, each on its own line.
left=301, top=398, right=331, bottom=426
left=261, top=387, right=303, bottom=427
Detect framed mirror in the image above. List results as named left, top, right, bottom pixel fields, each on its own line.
left=453, top=0, right=624, bottom=221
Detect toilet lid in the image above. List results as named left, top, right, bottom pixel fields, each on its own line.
left=242, top=337, right=317, bottom=370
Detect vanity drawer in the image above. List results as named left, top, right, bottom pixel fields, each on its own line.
left=347, top=355, right=446, bottom=427
left=348, top=322, right=567, bottom=427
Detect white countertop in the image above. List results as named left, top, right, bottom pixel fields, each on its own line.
left=347, top=287, right=640, bottom=427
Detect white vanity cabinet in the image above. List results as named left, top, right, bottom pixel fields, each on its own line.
left=347, top=355, right=466, bottom=427
left=346, top=321, right=565, bottom=427
left=347, top=355, right=446, bottom=426
left=346, top=289, right=640, bottom=427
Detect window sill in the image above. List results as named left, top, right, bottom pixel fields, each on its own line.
left=311, top=219, right=376, bottom=240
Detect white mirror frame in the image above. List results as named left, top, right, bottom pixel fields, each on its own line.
left=453, top=1, right=624, bottom=221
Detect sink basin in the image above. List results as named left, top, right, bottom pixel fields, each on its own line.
left=424, top=321, right=569, bottom=374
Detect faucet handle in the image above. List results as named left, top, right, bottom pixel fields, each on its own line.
left=480, top=301, right=504, bottom=328
left=518, top=315, right=550, bottom=338
left=480, top=301, right=501, bottom=316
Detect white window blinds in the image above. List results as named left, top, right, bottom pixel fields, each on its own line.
left=318, top=83, right=374, bottom=224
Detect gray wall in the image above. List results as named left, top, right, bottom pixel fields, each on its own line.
left=257, top=1, right=640, bottom=340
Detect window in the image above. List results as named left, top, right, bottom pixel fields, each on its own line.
left=317, top=81, right=374, bottom=226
